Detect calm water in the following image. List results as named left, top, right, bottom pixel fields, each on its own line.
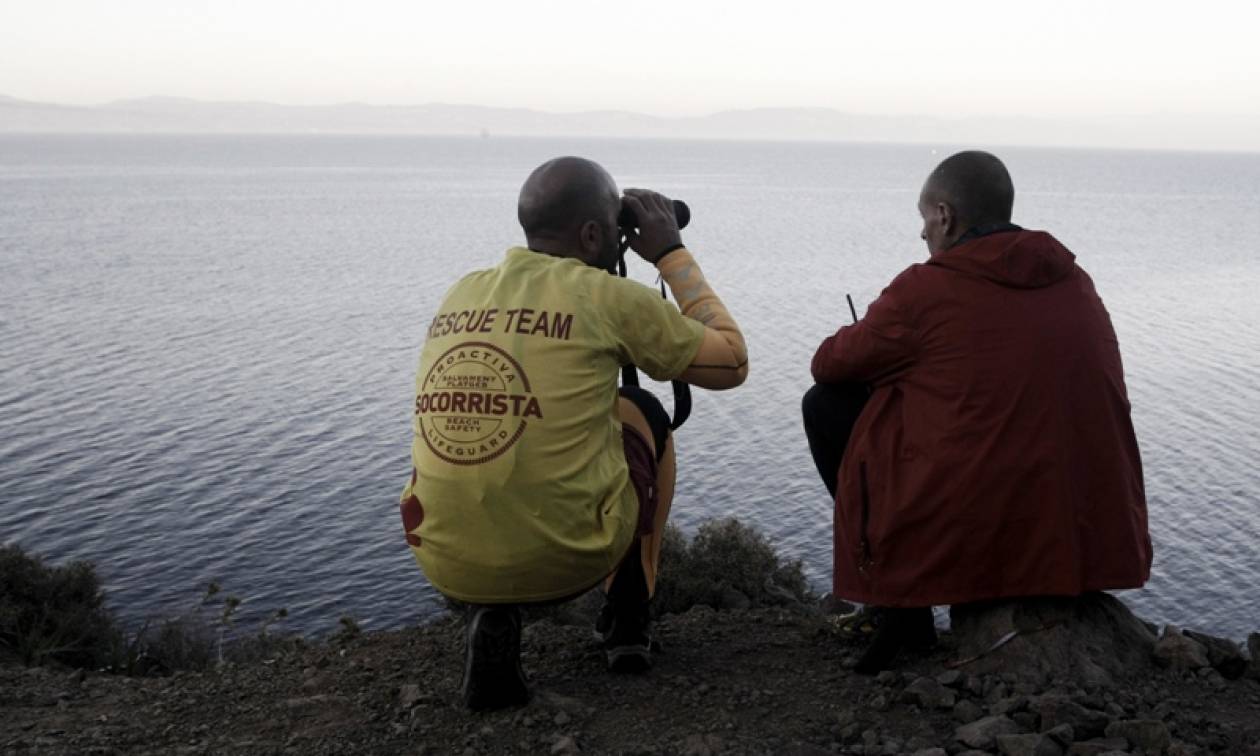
left=2, top=135, right=1258, bottom=640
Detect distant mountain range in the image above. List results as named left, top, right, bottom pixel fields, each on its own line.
left=2, top=95, right=1256, bottom=152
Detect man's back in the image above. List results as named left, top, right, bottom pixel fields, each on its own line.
left=405, top=246, right=703, bottom=604
left=812, top=229, right=1151, bottom=605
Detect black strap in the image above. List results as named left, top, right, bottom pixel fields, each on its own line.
left=616, top=241, right=691, bottom=431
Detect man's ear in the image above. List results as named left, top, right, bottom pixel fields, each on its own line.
left=936, top=202, right=957, bottom=236
left=577, top=219, right=601, bottom=263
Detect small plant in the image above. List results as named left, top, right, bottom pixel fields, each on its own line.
left=0, top=544, right=117, bottom=668
left=112, top=582, right=293, bottom=673
left=259, top=607, right=289, bottom=637
left=332, top=615, right=362, bottom=645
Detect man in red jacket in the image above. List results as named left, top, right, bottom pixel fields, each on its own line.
left=803, top=151, right=1152, bottom=673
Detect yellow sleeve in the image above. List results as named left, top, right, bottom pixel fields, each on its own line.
left=598, top=274, right=705, bottom=382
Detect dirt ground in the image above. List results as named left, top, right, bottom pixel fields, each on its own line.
left=2, top=606, right=1259, bottom=755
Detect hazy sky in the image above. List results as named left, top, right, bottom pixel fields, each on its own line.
left=3, top=0, right=1258, bottom=119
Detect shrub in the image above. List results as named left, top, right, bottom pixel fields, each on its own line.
left=0, top=545, right=297, bottom=674
left=0, top=544, right=117, bottom=668
left=653, top=518, right=815, bottom=617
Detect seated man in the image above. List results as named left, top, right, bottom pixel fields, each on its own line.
left=400, top=156, right=748, bottom=710
left=803, top=150, right=1152, bottom=673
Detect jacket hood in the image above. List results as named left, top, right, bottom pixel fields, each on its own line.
left=929, top=230, right=1076, bottom=289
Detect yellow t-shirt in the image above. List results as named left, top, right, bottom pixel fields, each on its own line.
left=401, top=246, right=705, bottom=603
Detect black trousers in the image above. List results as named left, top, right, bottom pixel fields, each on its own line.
left=801, top=382, right=870, bottom=499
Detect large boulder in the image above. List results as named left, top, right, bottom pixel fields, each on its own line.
left=948, top=593, right=1156, bottom=686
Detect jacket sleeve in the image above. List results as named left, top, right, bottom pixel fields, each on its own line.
left=810, top=271, right=917, bottom=385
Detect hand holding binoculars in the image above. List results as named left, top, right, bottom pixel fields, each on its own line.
left=617, top=198, right=690, bottom=232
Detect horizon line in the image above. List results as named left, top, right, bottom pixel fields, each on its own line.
left=4, top=93, right=1258, bottom=123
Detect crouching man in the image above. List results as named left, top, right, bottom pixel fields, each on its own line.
left=803, top=150, right=1152, bottom=673
left=400, top=157, right=748, bottom=710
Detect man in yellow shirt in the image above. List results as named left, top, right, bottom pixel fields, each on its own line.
left=400, top=156, right=748, bottom=710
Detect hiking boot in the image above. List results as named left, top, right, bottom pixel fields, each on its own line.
left=853, top=606, right=936, bottom=675
left=833, top=604, right=886, bottom=641
left=596, top=600, right=652, bottom=673
left=460, top=605, right=529, bottom=711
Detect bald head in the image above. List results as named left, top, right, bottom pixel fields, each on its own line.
left=917, top=151, right=1015, bottom=256
left=518, top=157, right=620, bottom=257
left=921, top=151, right=1014, bottom=229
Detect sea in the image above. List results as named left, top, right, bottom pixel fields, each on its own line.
left=1, top=135, right=1257, bottom=640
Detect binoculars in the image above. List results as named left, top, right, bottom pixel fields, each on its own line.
left=617, top=199, right=690, bottom=232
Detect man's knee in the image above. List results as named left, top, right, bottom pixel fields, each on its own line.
left=802, top=383, right=829, bottom=421
left=802, top=382, right=869, bottom=425
left=618, top=386, right=670, bottom=462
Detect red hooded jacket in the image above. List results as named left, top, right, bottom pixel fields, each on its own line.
left=811, top=229, right=1152, bottom=606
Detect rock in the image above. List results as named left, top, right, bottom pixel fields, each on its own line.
left=954, top=699, right=985, bottom=724
left=990, top=695, right=1029, bottom=716
left=783, top=745, right=832, bottom=756
left=937, top=670, right=963, bottom=687
left=1034, top=695, right=1110, bottom=739
left=1181, top=629, right=1247, bottom=679
left=949, top=594, right=1155, bottom=686
left=1104, top=719, right=1170, bottom=753
left=397, top=684, right=422, bottom=709
left=550, top=734, right=580, bottom=755
left=1045, top=724, right=1074, bottom=748
left=1068, top=744, right=1130, bottom=756
left=996, top=734, right=1042, bottom=756
left=903, top=677, right=958, bottom=709
left=535, top=690, right=587, bottom=714
left=1074, top=741, right=1133, bottom=756
left=985, top=681, right=1010, bottom=703
left=912, top=749, right=948, bottom=756
left=997, top=733, right=1067, bottom=756
left=955, top=715, right=1021, bottom=750
left=1012, top=712, right=1040, bottom=732
left=1153, top=625, right=1210, bottom=671
left=681, top=734, right=723, bottom=756
left=554, top=711, right=572, bottom=726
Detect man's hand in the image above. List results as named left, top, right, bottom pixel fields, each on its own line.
left=622, top=188, right=683, bottom=264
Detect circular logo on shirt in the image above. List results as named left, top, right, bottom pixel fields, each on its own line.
left=414, top=341, right=543, bottom=465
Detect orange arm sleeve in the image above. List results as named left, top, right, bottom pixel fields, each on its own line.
left=655, top=248, right=748, bottom=390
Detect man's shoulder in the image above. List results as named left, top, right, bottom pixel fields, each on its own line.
left=884, top=261, right=940, bottom=293
left=443, top=248, right=548, bottom=294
